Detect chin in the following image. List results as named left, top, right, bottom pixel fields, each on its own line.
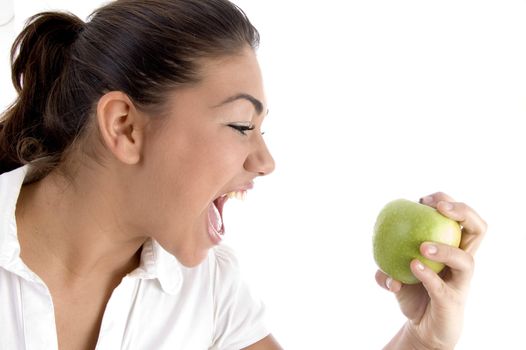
left=158, top=200, right=225, bottom=267
left=163, top=235, right=214, bottom=268
left=175, top=248, right=211, bottom=268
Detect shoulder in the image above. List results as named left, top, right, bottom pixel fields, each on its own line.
left=208, top=244, right=242, bottom=287
left=0, top=165, right=28, bottom=196
left=207, top=245, right=269, bottom=349
left=0, top=165, right=29, bottom=260
left=210, top=244, right=240, bottom=268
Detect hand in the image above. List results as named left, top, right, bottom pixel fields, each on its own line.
left=375, top=192, right=487, bottom=349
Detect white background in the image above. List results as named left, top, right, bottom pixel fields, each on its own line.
left=1, top=1, right=526, bottom=349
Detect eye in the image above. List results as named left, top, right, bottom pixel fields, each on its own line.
left=228, top=123, right=255, bottom=136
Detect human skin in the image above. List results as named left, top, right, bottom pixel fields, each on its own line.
left=377, top=192, right=487, bottom=349
left=14, top=45, right=485, bottom=349
left=16, top=46, right=279, bottom=350
left=19, top=46, right=274, bottom=268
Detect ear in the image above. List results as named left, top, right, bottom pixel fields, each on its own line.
left=96, top=91, right=146, bottom=165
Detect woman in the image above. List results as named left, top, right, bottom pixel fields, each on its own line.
left=0, top=0, right=486, bottom=349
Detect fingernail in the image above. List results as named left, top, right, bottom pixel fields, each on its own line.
left=416, top=261, right=425, bottom=271
left=426, top=244, right=438, bottom=255
left=386, top=277, right=392, bottom=290
left=420, top=196, right=433, bottom=204
left=440, top=201, right=453, bottom=211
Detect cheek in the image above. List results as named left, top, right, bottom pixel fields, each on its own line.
left=206, top=142, right=247, bottom=181
left=175, top=129, right=247, bottom=183
left=145, top=123, right=247, bottom=203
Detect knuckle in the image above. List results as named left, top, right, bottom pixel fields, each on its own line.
left=436, top=191, right=456, bottom=203
left=434, top=279, right=448, bottom=297
left=455, top=201, right=468, bottom=212
left=441, top=245, right=453, bottom=261
left=480, top=218, right=488, bottom=233
left=434, top=191, right=447, bottom=199
left=465, top=253, right=475, bottom=271
left=458, top=252, right=475, bottom=280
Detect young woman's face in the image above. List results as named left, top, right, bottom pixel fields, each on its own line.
left=137, top=47, right=274, bottom=266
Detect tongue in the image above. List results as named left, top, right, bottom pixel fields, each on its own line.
left=208, top=201, right=224, bottom=235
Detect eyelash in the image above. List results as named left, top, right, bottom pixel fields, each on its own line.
left=229, top=124, right=256, bottom=136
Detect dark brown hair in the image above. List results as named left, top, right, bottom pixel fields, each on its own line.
left=0, top=0, right=259, bottom=176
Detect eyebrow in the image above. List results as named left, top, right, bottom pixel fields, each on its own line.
left=213, top=93, right=266, bottom=116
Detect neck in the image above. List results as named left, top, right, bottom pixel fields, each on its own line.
left=16, top=164, right=146, bottom=287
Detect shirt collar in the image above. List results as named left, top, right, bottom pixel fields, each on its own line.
left=129, top=238, right=183, bottom=295
left=0, top=165, right=183, bottom=295
left=0, top=165, right=30, bottom=272
left=0, top=165, right=45, bottom=284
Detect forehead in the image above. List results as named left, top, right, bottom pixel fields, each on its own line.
left=157, top=48, right=266, bottom=117
left=194, top=48, right=266, bottom=105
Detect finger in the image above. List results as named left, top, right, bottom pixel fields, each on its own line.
left=419, top=192, right=455, bottom=208
left=421, top=242, right=475, bottom=288
left=375, top=270, right=402, bottom=293
left=410, top=259, right=447, bottom=301
left=434, top=201, right=487, bottom=255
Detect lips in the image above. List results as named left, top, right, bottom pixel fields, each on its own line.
left=208, top=196, right=227, bottom=244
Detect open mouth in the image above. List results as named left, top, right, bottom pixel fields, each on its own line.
left=207, top=190, right=248, bottom=245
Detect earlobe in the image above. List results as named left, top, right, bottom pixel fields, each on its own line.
left=96, top=91, right=144, bottom=165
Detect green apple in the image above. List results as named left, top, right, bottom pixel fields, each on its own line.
left=373, top=199, right=461, bottom=284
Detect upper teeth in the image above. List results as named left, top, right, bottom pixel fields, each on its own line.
left=227, top=191, right=246, bottom=200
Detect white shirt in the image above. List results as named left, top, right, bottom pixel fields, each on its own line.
left=0, top=165, right=269, bottom=350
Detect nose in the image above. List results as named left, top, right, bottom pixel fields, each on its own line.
left=244, top=136, right=275, bottom=176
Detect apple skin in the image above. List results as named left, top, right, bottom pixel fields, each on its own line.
left=373, top=199, right=462, bottom=284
